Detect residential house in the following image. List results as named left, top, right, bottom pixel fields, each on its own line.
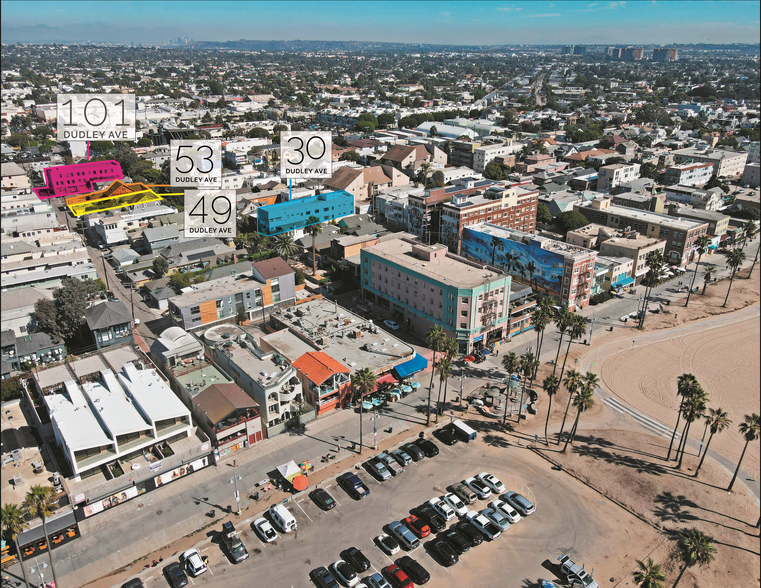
left=85, top=301, right=134, bottom=350
left=0, top=287, right=54, bottom=336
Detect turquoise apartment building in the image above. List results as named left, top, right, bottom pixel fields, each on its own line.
left=257, top=190, right=354, bottom=236
left=360, top=238, right=511, bottom=354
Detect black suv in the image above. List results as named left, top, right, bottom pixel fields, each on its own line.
left=434, top=426, right=459, bottom=446
left=416, top=504, right=446, bottom=533
left=402, top=442, right=425, bottom=461
left=343, top=547, right=371, bottom=573
left=455, top=521, right=484, bottom=547
left=414, top=438, right=439, bottom=457
left=443, top=528, right=470, bottom=555
left=397, top=556, right=430, bottom=585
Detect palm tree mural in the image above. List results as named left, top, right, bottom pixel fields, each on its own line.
left=490, top=236, right=501, bottom=266
left=526, top=260, right=537, bottom=291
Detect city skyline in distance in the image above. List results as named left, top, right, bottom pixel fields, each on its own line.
left=1, top=0, right=760, bottom=46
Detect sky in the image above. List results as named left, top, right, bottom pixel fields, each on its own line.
left=1, top=1, right=760, bottom=46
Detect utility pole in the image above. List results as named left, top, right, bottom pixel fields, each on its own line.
left=101, top=249, right=110, bottom=291
left=587, top=317, right=595, bottom=345
left=129, top=283, right=135, bottom=319
left=229, top=464, right=242, bottom=515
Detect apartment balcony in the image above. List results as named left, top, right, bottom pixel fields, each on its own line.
left=279, top=385, right=301, bottom=403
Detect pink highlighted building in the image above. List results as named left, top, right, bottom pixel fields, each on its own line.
left=34, top=160, right=124, bottom=199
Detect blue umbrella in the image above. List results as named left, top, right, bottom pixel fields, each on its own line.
left=401, top=385, right=412, bottom=393
left=411, top=382, right=421, bottom=389
left=362, top=401, right=373, bottom=410
left=481, top=348, right=491, bottom=355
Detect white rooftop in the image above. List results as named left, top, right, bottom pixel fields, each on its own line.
left=117, top=362, right=192, bottom=424
left=45, top=382, right=113, bottom=452
left=82, top=370, right=150, bottom=437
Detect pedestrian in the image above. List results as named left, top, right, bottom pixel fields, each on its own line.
left=152, top=559, right=158, bottom=567
left=233, top=459, right=237, bottom=467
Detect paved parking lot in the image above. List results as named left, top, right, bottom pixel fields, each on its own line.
left=137, top=432, right=658, bottom=588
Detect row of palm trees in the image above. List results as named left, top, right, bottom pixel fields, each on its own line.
left=2, top=485, right=61, bottom=588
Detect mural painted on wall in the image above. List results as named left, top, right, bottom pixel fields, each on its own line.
left=461, top=227, right=563, bottom=298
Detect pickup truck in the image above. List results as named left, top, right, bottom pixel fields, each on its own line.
left=557, top=554, right=598, bottom=588
left=222, top=521, right=249, bottom=563
left=377, top=451, right=404, bottom=476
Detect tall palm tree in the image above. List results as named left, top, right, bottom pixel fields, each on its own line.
left=501, top=352, right=520, bottom=425
left=667, top=374, right=700, bottom=461
left=558, top=369, right=584, bottom=444
left=747, top=239, right=760, bottom=278
left=490, top=236, right=501, bottom=266
left=425, top=325, right=446, bottom=426
left=562, top=385, right=594, bottom=452
left=673, top=528, right=716, bottom=588
left=23, top=485, right=59, bottom=588
left=1, top=503, right=31, bottom=588
left=272, top=231, right=299, bottom=264
left=722, top=248, right=746, bottom=307
left=632, top=558, right=666, bottom=588
left=434, top=357, right=453, bottom=422
left=695, top=408, right=731, bottom=478
left=304, top=216, right=323, bottom=276
left=439, top=337, right=458, bottom=411
left=701, top=266, right=715, bottom=295
left=741, top=219, right=758, bottom=249
left=639, top=250, right=666, bottom=328
left=542, top=374, right=560, bottom=446
left=531, top=307, right=552, bottom=379
left=558, top=314, right=587, bottom=384
left=518, top=351, right=539, bottom=422
left=676, top=388, right=708, bottom=469
left=684, top=234, right=712, bottom=307
left=552, top=307, right=572, bottom=376
left=728, top=413, right=761, bottom=492
left=351, top=368, right=376, bottom=455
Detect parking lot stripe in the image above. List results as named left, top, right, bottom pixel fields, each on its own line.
left=295, top=499, right=314, bottom=522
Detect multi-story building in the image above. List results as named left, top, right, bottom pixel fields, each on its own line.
left=1, top=162, right=31, bottom=193
left=610, top=192, right=664, bottom=213
left=666, top=205, right=730, bottom=237
left=361, top=239, right=512, bottom=353
left=472, top=142, right=521, bottom=173
left=664, top=185, right=725, bottom=211
left=595, top=256, right=636, bottom=293
left=441, top=185, right=539, bottom=254
left=598, top=232, right=667, bottom=282
left=448, top=140, right=481, bottom=169
left=514, top=153, right=557, bottom=174
left=741, top=163, right=760, bottom=188
left=596, top=162, right=641, bottom=192
left=574, top=197, right=709, bottom=266
left=671, top=147, right=748, bottom=179
left=664, top=162, right=714, bottom=187
left=33, top=160, right=123, bottom=200
left=85, top=301, right=134, bottom=350
left=652, top=48, right=678, bottom=62
left=461, top=223, right=597, bottom=311
left=257, top=190, right=354, bottom=236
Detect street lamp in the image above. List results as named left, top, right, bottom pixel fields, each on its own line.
left=29, top=557, right=48, bottom=588
left=372, top=407, right=378, bottom=450
left=229, top=470, right=243, bottom=515
left=101, top=248, right=110, bottom=291
left=587, top=317, right=596, bottom=345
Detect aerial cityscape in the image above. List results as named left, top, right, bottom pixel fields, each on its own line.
left=0, top=2, right=759, bottom=588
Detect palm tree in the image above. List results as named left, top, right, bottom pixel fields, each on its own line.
left=695, top=408, right=731, bottom=477
left=673, top=528, right=716, bottom=588
left=542, top=374, right=560, bottom=445
left=667, top=374, right=700, bottom=461
left=639, top=250, right=666, bottom=328
left=741, top=219, right=758, bottom=249
left=632, top=558, right=666, bottom=588
left=747, top=239, right=760, bottom=278
left=517, top=351, right=539, bottom=422
left=722, top=248, right=746, bottom=307
left=351, top=368, right=376, bottom=455
left=562, top=385, right=595, bottom=452
left=434, top=357, right=453, bottom=422
left=676, top=388, right=708, bottom=469
left=558, top=369, right=583, bottom=444
left=439, top=337, right=458, bottom=411
left=501, top=352, right=520, bottom=425
left=526, top=260, right=537, bottom=290
left=552, top=307, right=572, bottom=376
left=304, top=216, right=323, bottom=276
left=272, top=231, right=299, bottom=264
left=728, top=413, right=761, bottom=492
left=23, top=485, right=59, bottom=588
left=1, top=503, right=31, bottom=588
left=701, top=267, right=715, bottom=295
left=558, top=314, right=587, bottom=384
left=531, top=307, right=552, bottom=379
left=490, top=236, right=501, bottom=266
left=684, top=234, right=712, bottom=307
left=425, top=325, right=446, bottom=426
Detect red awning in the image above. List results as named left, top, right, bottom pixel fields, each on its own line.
left=372, top=373, right=398, bottom=392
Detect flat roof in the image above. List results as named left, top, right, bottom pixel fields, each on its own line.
left=100, top=346, right=140, bottom=373
left=577, top=201, right=707, bottom=231
left=169, top=275, right=266, bottom=308
left=82, top=371, right=150, bottom=436
left=260, top=328, right=319, bottom=363
left=362, top=238, right=506, bottom=289
left=45, top=382, right=112, bottom=451
left=170, top=361, right=231, bottom=398
left=118, top=363, right=192, bottom=423
left=469, top=222, right=597, bottom=261
left=34, top=364, right=72, bottom=391
left=69, top=355, right=108, bottom=380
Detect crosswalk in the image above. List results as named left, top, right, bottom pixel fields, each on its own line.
left=602, top=396, right=680, bottom=440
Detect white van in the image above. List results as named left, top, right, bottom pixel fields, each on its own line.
left=452, top=419, right=477, bottom=442
left=270, top=503, right=297, bottom=533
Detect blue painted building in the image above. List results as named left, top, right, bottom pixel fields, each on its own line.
left=257, top=190, right=354, bottom=236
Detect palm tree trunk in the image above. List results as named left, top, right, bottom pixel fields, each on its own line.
left=359, top=400, right=363, bottom=455
left=552, top=332, right=564, bottom=375
left=695, top=430, right=715, bottom=477
left=639, top=286, right=651, bottom=328
left=426, top=351, right=437, bottom=426
left=544, top=395, right=553, bottom=445
left=312, top=241, right=317, bottom=276
left=672, top=563, right=688, bottom=588
left=563, top=409, right=581, bottom=452
left=14, top=536, right=31, bottom=588
left=42, top=517, right=59, bottom=588
left=517, top=381, right=526, bottom=422
left=503, top=375, right=511, bottom=425
left=435, top=376, right=443, bottom=423
left=676, top=420, right=692, bottom=469
left=558, top=335, right=574, bottom=384
left=722, top=271, right=735, bottom=307
left=747, top=246, right=759, bottom=278
left=557, top=390, right=575, bottom=445
left=728, top=438, right=750, bottom=492
left=684, top=253, right=702, bottom=307
left=441, top=377, right=449, bottom=417
left=676, top=416, right=690, bottom=462
left=666, top=397, right=685, bottom=460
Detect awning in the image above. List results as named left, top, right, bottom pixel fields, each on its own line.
left=372, top=373, right=398, bottom=392
left=613, top=276, right=635, bottom=288
left=393, top=353, right=428, bottom=379
left=18, top=510, right=77, bottom=547
left=276, top=460, right=302, bottom=482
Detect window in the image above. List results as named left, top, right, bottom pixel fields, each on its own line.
left=460, top=322, right=467, bottom=328
left=461, top=310, right=467, bottom=316
left=190, top=306, right=200, bottom=314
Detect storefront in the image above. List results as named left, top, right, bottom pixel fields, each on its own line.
left=392, top=353, right=428, bottom=380
left=17, top=511, right=80, bottom=561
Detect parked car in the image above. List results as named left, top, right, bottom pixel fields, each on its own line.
left=455, top=520, right=484, bottom=547
left=221, top=521, right=249, bottom=563
left=342, top=547, right=370, bottom=573
left=383, top=564, right=413, bottom=588
left=427, top=498, right=455, bottom=521
left=378, top=451, right=404, bottom=476
left=391, top=448, right=412, bottom=466
left=415, top=503, right=446, bottom=533
left=389, top=521, right=420, bottom=550
left=366, top=572, right=392, bottom=588
left=368, top=458, right=392, bottom=480
left=253, top=517, right=278, bottom=543
left=489, top=499, right=521, bottom=524
left=375, top=533, right=400, bottom=556
left=311, top=567, right=340, bottom=588
left=397, top=556, right=430, bottom=585
left=503, top=491, right=536, bottom=516
left=120, top=580, right=144, bottom=588
left=451, top=482, right=477, bottom=505
left=428, top=538, right=459, bottom=567
left=442, top=492, right=468, bottom=517
left=442, top=528, right=471, bottom=555
left=476, top=472, right=506, bottom=494
left=482, top=507, right=511, bottom=532
left=163, top=562, right=188, bottom=588
left=414, top=438, right=439, bottom=457
left=434, top=426, right=459, bottom=446
left=310, top=488, right=337, bottom=511
left=464, top=477, right=492, bottom=500
left=356, top=304, right=370, bottom=313
left=331, top=560, right=359, bottom=587
left=402, top=442, right=425, bottom=461
left=338, top=472, right=370, bottom=500
left=465, top=510, right=501, bottom=540
left=403, top=515, right=431, bottom=538
left=182, top=548, right=207, bottom=577
left=383, top=320, right=401, bottom=331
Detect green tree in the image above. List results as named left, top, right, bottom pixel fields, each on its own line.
left=639, top=250, right=667, bottom=328
left=501, top=352, right=520, bottom=424
left=518, top=351, right=539, bottom=422
left=676, top=388, right=708, bottom=469
left=542, top=374, right=560, bottom=446
left=558, top=369, right=585, bottom=445
left=562, top=383, right=595, bottom=452
left=728, top=413, right=760, bottom=492
left=667, top=374, right=701, bottom=461
left=169, top=272, right=192, bottom=290
left=425, top=325, right=446, bottom=426
left=34, top=298, right=61, bottom=340
left=558, top=314, right=587, bottom=384
left=304, top=216, right=323, bottom=276
left=536, top=203, right=552, bottom=225
left=1, top=503, right=31, bottom=588
left=685, top=235, right=712, bottom=307
left=438, top=337, right=458, bottom=414
left=377, top=113, right=396, bottom=128
left=741, top=219, right=758, bottom=250
left=53, top=278, right=93, bottom=341
left=152, top=256, right=169, bottom=278
left=632, top=558, right=666, bottom=588
left=272, top=232, right=299, bottom=264
left=137, top=137, right=152, bottom=147
left=339, top=150, right=361, bottom=163
left=483, top=160, right=505, bottom=181
left=356, top=121, right=375, bottom=134
left=357, top=113, right=378, bottom=126
left=430, top=170, right=445, bottom=188
left=722, top=248, right=746, bottom=307
left=23, top=485, right=60, bottom=588
left=695, top=408, right=731, bottom=478
left=673, top=528, right=716, bottom=588
left=351, top=367, right=376, bottom=454
left=554, top=211, right=590, bottom=234
left=89, top=140, right=114, bottom=153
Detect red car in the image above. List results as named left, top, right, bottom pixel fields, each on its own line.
left=403, top=515, right=430, bottom=538
left=384, top=564, right=414, bottom=588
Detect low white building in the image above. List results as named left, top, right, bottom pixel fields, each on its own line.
left=664, top=162, right=713, bottom=187
left=597, top=162, right=641, bottom=192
